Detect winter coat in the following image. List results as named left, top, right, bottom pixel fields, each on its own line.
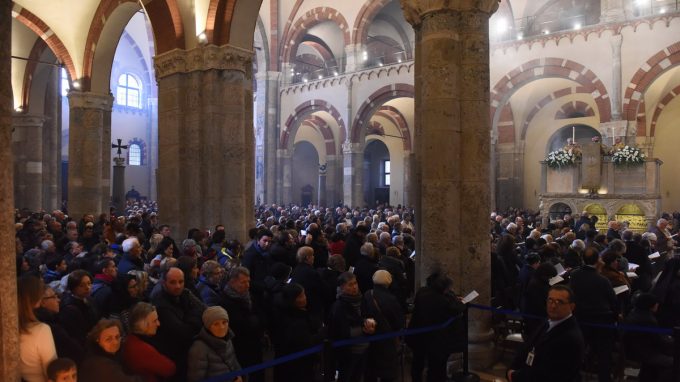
left=187, top=328, right=240, bottom=382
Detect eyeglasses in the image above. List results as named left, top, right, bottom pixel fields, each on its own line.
left=546, top=298, right=570, bottom=306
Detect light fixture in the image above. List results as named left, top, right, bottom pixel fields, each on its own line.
left=660, top=7, right=667, bottom=14
left=14, top=106, right=23, bottom=113
left=397, top=59, right=402, bottom=63
left=333, top=71, right=338, bottom=76
left=303, top=78, right=308, bottom=83
left=543, top=29, right=550, bottom=35
left=573, top=23, right=582, bottom=30
left=318, top=75, right=323, bottom=80
left=72, top=80, right=81, bottom=90
left=198, top=32, right=207, bottom=44
left=597, top=189, right=608, bottom=195
left=517, top=33, right=524, bottom=40
left=578, top=188, right=589, bottom=194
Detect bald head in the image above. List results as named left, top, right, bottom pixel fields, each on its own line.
left=163, top=267, right=185, bottom=297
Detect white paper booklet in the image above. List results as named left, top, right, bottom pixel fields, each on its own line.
left=614, top=285, right=630, bottom=295
left=461, top=290, right=479, bottom=304
left=549, top=275, right=564, bottom=286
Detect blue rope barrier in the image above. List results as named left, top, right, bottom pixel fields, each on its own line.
left=200, top=314, right=461, bottom=382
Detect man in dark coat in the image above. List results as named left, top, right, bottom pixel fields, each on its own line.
left=508, top=285, right=585, bottom=382
left=569, top=247, right=618, bottom=382
left=241, top=228, right=273, bottom=309
left=151, top=267, right=206, bottom=381
left=343, top=225, right=369, bottom=267
left=290, top=246, right=325, bottom=324
left=407, top=271, right=466, bottom=382
left=353, top=242, right=378, bottom=294
left=117, top=237, right=144, bottom=275
left=90, top=258, right=118, bottom=318
left=222, top=266, right=266, bottom=382
left=623, top=230, right=653, bottom=292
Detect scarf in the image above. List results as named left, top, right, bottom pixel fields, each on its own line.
left=223, top=285, right=252, bottom=310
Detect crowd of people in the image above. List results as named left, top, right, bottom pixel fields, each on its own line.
left=14, top=202, right=471, bottom=382
left=492, top=208, right=679, bottom=382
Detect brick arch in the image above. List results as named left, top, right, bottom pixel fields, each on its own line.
left=650, top=84, right=680, bottom=137
left=636, top=99, right=647, bottom=137
left=281, top=7, right=350, bottom=67
left=520, top=87, right=591, bottom=140
left=623, top=42, right=680, bottom=121
left=350, top=84, right=414, bottom=143
left=12, top=5, right=77, bottom=84
left=352, top=0, right=391, bottom=46
left=496, top=103, right=515, bottom=144
left=374, top=105, right=412, bottom=151
left=491, top=58, right=611, bottom=132
left=297, top=115, right=337, bottom=156
left=367, top=121, right=385, bottom=136
left=282, top=100, right=345, bottom=153
left=555, top=101, right=595, bottom=119
left=20, top=38, right=49, bottom=110
left=83, top=0, right=183, bottom=92
left=206, top=0, right=236, bottom=46
left=118, top=31, right=153, bottom=97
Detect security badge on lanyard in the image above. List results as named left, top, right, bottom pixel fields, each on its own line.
left=526, top=348, right=535, bottom=366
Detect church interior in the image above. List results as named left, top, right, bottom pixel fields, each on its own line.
left=3, top=0, right=680, bottom=379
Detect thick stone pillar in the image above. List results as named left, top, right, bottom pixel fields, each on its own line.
left=318, top=163, right=327, bottom=207
left=147, top=97, right=158, bottom=201
left=342, top=142, right=363, bottom=207
left=12, top=114, right=45, bottom=211
left=610, top=34, right=623, bottom=120
left=402, top=0, right=499, bottom=369
left=111, top=157, right=126, bottom=214
left=276, top=149, right=292, bottom=205
left=155, top=45, right=254, bottom=242
left=403, top=151, right=413, bottom=207
left=66, top=91, right=113, bottom=219
left=0, top=0, right=19, bottom=377
left=326, top=155, right=339, bottom=207
left=262, top=71, right=280, bottom=204
left=601, top=0, right=626, bottom=23
left=43, top=67, right=60, bottom=211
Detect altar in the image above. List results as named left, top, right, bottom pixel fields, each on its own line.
left=539, top=142, right=662, bottom=232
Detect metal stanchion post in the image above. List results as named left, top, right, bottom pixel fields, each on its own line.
left=673, top=327, right=680, bottom=382
left=322, top=339, right=334, bottom=382
left=453, top=306, right=480, bottom=382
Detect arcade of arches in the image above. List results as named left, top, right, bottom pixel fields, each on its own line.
left=3, top=0, right=680, bottom=378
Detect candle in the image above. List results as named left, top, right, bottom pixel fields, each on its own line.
left=572, top=126, right=575, bottom=143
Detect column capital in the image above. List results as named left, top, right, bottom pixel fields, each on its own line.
left=12, top=113, right=45, bottom=127
left=400, top=0, right=499, bottom=27
left=342, top=142, right=362, bottom=154
left=67, top=91, right=114, bottom=111
left=154, top=44, right=253, bottom=80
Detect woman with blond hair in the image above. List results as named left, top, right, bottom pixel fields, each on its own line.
left=18, top=275, right=57, bottom=382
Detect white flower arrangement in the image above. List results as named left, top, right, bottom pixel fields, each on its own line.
left=611, top=145, right=646, bottom=166
left=545, top=147, right=580, bottom=168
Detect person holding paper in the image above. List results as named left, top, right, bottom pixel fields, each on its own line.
left=622, top=230, right=653, bottom=293
left=600, top=252, right=631, bottom=312
left=521, top=263, right=558, bottom=339
left=508, top=285, right=585, bottom=382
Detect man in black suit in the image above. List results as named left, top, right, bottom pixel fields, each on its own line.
left=570, top=247, right=619, bottom=382
left=508, top=285, right=585, bottom=382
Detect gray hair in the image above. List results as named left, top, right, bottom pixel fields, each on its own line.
left=392, top=235, right=404, bottom=246
left=122, top=237, right=139, bottom=253
left=227, top=266, right=250, bottom=281
left=296, top=246, right=314, bottom=263
left=360, top=242, right=374, bottom=257
left=40, top=240, right=54, bottom=251
left=129, top=302, right=157, bottom=334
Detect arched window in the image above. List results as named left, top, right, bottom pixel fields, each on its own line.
left=116, top=73, right=142, bottom=108
left=60, top=68, right=69, bottom=97
left=128, top=144, right=141, bottom=166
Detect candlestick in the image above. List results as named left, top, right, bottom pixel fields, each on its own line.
left=572, top=126, right=575, bottom=143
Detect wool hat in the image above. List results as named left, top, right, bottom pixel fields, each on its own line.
left=202, top=306, right=229, bottom=328
left=372, top=270, right=393, bottom=286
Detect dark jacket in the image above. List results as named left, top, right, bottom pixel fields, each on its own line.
left=91, top=275, right=114, bottom=318
left=79, top=345, right=143, bottom=382
left=510, top=316, right=585, bottom=382
left=353, top=255, right=378, bottom=294
left=290, top=262, right=325, bottom=321
left=406, top=286, right=466, bottom=354
left=118, top=253, right=144, bottom=275
left=58, top=292, right=100, bottom=346
left=624, top=240, right=653, bottom=292
left=362, top=286, right=405, bottom=379
left=378, top=255, right=408, bottom=311
left=342, top=232, right=364, bottom=267
left=272, top=304, right=323, bottom=382
left=623, top=308, right=673, bottom=364
left=241, top=243, right=272, bottom=306
left=221, top=290, right=265, bottom=371
left=569, top=265, right=618, bottom=322
left=187, top=328, right=240, bottom=382
left=151, top=288, right=206, bottom=373
left=35, top=307, right=85, bottom=363
left=196, top=277, right=224, bottom=307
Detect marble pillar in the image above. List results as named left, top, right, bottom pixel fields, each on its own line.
left=66, top=91, right=113, bottom=219
left=277, top=149, right=292, bottom=205
left=263, top=71, right=280, bottom=204
left=147, top=97, right=158, bottom=201
left=342, top=142, right=364, bottom=207
left=601, top=0, right=627, bottom=23
left=43, top=67, right=61, bottom=211
left=154, top=45, right=254, bottom=242
left=401, top=0, right=499, bottom=369
left=12, top=113, right=45, bottom=211
left=326, top=155, right=339, bottom=207
left=0, top=0, right=19, bottom=378
left=610, top=34, right=623, bottom=121
left=318, top=164, right=327, bottom=207
left=403, top=151, right=413, bottom=207
left=112, top=157, right=126, bottom=214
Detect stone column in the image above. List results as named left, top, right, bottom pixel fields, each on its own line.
left=155, top=45, right=254, bottom=242
left=610, top=34, right=623, bottom=121
left=66, top=91, right=113, bottom=219
left=318, top=163, right=327, bottom=207
left=403, top=151, right=413, bottom=206
left=402, top=0, right=499, bottom=369
left=344, top=44, right=366, bottom=73
left=43, top=67, right=60, bottom=211
left=277, top=149, right=292, bottom=205
left=326, top=155, right=339, bottom=207
left=263, top=71, right=280, bottom=204
left=0, top=0, right=19, bottom=377
left=601, top=0, right=626, bottom=23
left=342, top=142, right=364, bottom=207
left=12, top=114, right=45, bottom=211
left=147, top=97, right=158, bottom=201
left=111, top=157, right=126, bottom=214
